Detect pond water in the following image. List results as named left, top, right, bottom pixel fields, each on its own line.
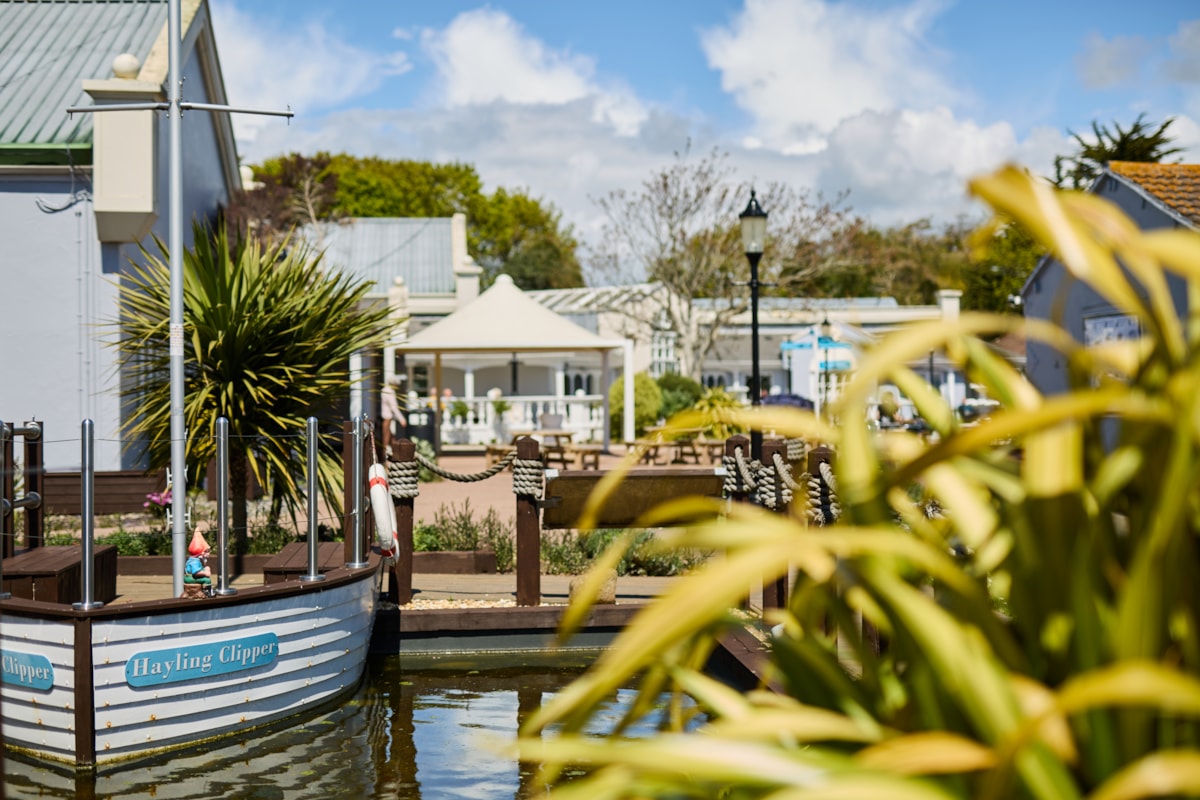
left=3, top=653, right=694, bottom=799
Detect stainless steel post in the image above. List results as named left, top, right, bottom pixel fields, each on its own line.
left=74, top=420, right=103, bottom=610
left=214, top=417, right=236, bottom=595
left=346, top=414, right=368, bottom=567
left=0, top=419, right=10, bottom=599
left=301, top=417, right=326, bottom=582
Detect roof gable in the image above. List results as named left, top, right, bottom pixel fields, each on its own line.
left=1107, top=161, right=1200, bottom=228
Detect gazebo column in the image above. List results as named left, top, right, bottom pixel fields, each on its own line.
left=464, top=367, right=476, bottom=400
left=554, top=364, right=565, bottom=416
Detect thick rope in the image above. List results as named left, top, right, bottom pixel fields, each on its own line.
left=722, top=446, right=752, bottom=496
left=386, top=460, right=420, bottom=499
left=785, top=437, right=805, bottom=462
left=756, top=454, right=795, bottom=510
left=413, top=450, right=516, bottom=482
left=735, top=446, right=758, bottom=491
left=511, top=457, right=545, bottom=500
left=772, top=452, right=802, bottom=492
left=804, top=460, right=841, bottom=526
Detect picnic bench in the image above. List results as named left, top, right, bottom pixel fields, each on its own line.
left=1, top=545, right=117, bottom=604
left=262, top=541, right=345, bottom=584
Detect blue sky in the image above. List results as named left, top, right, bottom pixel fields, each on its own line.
left=210, top=0, right=1200, bottom=247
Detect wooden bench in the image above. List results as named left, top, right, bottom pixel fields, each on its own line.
left=2, top=545, right=118, bottom=604
left=567, top=443, right=603, bottom=470
left=261, top=541, right=345, bottom=584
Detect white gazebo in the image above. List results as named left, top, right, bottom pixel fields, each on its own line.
left=394, top=275, right=635, bottom=449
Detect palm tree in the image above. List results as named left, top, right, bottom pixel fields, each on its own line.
left=112, top=222, right=391, bottom=554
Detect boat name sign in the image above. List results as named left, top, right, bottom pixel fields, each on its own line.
left=126, top=632, right=279, bottom=687
left=2, top=651, right=55, bottom=690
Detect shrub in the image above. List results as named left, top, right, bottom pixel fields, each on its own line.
left=690, top=385, right=745, bottom=438
left=413, top=500, right=513, bottom=572
left=608, top=372, right=662, bottom=439
left=656, top=372, right=704, bottom=420
left=246, top=521, right=294, bottom=554
left=97, top=528, right=171, bottom=556
left=519, top=166, right=1200, bottom=798
left=410, top=437, right=439, bottom=483
left=540, top=529, right=709, bottom=577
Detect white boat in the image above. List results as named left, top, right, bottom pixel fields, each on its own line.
left=1, top=558, right=380, bottom=765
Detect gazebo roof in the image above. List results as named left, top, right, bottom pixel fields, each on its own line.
left=395, top=275, right=627, bottom=354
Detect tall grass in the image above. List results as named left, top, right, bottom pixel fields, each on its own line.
left=516, top=166, right=1200, bottom=799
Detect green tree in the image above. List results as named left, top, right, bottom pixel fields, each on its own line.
left=1053, top=113, right=1183, bottom=189
left=112, top=223, right=390, bottom=553
left=799, top=217, right=968, bottom=304
left=225, top=152, right=340, bottom=244
left=472, top=187, right=583, bottom=289
left=962, top=218, right=1046, bottom=314
left=234, top=153, right=584, bottom=291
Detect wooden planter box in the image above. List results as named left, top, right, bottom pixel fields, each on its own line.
left=412, top=550, right=498, bottom=574
left=2, top=545, right=117, bottom=604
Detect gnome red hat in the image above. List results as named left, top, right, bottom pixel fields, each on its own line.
left=188, top=530, right=210, bottom=556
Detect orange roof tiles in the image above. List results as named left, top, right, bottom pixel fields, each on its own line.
left=1108, top=161, right=1200, bottom=227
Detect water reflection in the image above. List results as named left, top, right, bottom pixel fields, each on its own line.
left=3, top=653, right=688, bottom=799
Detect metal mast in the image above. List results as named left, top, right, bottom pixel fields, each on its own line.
left=69, top=0, right=291, bottom=594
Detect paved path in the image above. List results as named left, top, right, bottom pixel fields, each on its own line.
left=112, top=572, right=680, bottom=606
left=411, top=449, right=636, bottom=524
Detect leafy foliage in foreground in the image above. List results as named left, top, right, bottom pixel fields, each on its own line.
left=517, top=166, right=1200, bottom=799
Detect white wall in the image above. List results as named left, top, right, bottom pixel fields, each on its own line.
left=0, top=46, right=233, bottom=471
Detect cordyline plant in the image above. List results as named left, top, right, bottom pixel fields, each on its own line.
left=112, top=222, right=389, bottom=552
left=516, top=165, right=1200, bottom=799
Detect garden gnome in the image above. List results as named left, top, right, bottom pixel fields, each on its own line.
left=185, top=530, right=213, bottom=585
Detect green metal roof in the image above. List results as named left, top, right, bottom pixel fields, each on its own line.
left=0, top=0, right=167, bottom=158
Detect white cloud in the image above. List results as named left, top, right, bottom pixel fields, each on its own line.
left=419, top=9, right=648, bottom=136
left=209, top=0, right=410, bottom=144
left=816, top=108, right=1064, bottom=225
left=1075, top=32, right=1151, bottom=90
left=1164, top=20, right=1200, bottom=84
left=700, top=0, right=960, bottom=153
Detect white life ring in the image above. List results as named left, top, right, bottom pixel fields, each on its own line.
left=368, top=463, right=399, bottom=558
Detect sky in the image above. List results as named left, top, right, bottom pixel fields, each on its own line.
left=209, top=0, right=1200, bottom=254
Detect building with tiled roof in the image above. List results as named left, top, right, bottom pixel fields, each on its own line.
left=0, top=0, right=242, bottom=470
left=1021, top=160, right=1197, bottom=395
left=1107, top=161, right=1200, bottom=227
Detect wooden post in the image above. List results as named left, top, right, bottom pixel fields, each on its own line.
left=342, top=420, right=354, bottom=566
left=761, top=438, right=789, bottom=610
left=393, top=440, right=415, bottom=605
left=724, top=435, right=752, bottom=502
left=25, top=421, right=43, bottom=549
left=514, top=436, right=541, bottom=606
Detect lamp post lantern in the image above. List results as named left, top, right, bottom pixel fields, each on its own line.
left=740, top=189, right=768, bottom=460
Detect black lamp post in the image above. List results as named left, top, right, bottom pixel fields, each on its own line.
left=740, top=189, right=768, bottom=460
left=820, top=316, right=832, bottom=417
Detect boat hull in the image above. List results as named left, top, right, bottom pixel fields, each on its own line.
left=1, top=561, right=379, bottom=765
